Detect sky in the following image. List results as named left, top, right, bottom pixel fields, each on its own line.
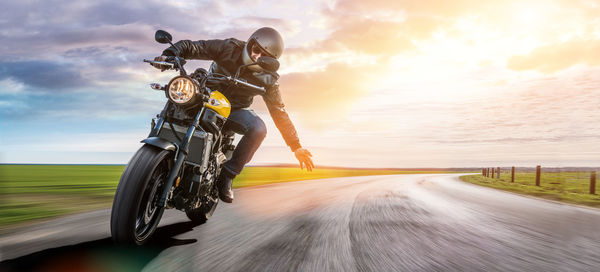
left=0, top=0, right=599, bottom=168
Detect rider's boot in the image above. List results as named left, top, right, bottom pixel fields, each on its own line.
left=216, top=171, right=234, bottom=203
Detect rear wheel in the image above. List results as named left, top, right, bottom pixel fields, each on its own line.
left=110, top=144, right=172, bottom=245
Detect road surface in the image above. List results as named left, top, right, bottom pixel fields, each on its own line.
left=2, top=174, right=600, bottom=271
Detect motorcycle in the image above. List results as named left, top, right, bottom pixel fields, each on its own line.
left=110, top=30, right=279, bottom=245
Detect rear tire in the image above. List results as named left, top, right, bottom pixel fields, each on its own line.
left=110, top=144, right=172, bottom=245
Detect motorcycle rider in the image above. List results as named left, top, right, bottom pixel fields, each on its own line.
left=153, top=27, right=314, bottom=203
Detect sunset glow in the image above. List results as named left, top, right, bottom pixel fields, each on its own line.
left=1, top=0, right=599, bottom=167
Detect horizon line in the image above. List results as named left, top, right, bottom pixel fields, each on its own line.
left=1, top=163, right=598, bottom=171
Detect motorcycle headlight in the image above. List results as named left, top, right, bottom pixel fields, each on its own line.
left=167, top=76, right=197, bottom=105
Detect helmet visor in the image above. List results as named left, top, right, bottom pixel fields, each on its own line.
left=250, top=42, right=274, bottom=60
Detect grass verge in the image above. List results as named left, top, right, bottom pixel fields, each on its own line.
left=460, top=172, right=600, bottom=208
left=0, top=164, right=452, bottom=230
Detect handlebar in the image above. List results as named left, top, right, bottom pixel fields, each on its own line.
left=226, top=76, right=266, bottom=96
left=143, top=58, right=267, bottom=96
left=143, top=59, right=175, bottom=69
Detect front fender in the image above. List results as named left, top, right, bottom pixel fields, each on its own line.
left=141, top=137, right=177, bottom=151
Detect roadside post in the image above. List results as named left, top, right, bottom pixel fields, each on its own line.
left=590, top=172, right=597, bottom=195
left=497, top=167, right=500, bottom=179
left=511, top=166, right=515, bottom=183
left=492, top=168, right=495, bottom=178
left=535, top=165, right=541, bottom=186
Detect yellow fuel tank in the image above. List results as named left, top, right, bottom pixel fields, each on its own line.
left=204, top=91, right=231, bottom=118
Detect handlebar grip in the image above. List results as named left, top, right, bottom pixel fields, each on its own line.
left=229, top=77, right=266, bottom=95
left=143, top=59, right=175, bottom=68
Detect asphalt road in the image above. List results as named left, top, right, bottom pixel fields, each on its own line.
left=2, top=174, right=600, bottom=271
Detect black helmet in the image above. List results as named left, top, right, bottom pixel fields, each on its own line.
left=242, top=27, right=284, bottom=71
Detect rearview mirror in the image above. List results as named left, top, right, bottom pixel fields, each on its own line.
left=155, top=30, right=173, bottom=44
left=257, top=56, right=280, bottom=72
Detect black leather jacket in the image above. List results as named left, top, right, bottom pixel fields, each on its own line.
left=162, top=38, right=301, bottom=151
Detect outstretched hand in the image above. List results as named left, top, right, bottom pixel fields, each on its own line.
left=294, top=148, right=314, bottom=171
left=152, top=55, right=169, bottom=71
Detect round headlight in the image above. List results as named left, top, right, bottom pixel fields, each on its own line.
left=167, top=76, right=196, bottom=104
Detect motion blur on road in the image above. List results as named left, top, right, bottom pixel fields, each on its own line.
left=2, top=174, right=600, bottom=271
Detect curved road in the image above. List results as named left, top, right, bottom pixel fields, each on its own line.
left=2, top=174, right=600, bottom=271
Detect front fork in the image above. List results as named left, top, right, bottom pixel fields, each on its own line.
left=149, top=103, right=170, bottom=138
left=156, top=107, right=206, bottom=208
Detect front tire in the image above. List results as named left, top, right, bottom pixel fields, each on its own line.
left=110, top=144, right=172, bottom=245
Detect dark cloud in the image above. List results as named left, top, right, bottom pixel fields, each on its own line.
left=0, top=0, right=240, bottom=58
left=0, top=0, right=305, bottom=119
left=0, top=61, right=87, bottom=89
left=0, top=0, right=222, bottom=34
left=0, top=23, right=157, bottom=57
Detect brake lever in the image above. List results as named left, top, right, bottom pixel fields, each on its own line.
left=164, top=56, right=186, bottom=65
left=143, top=59, right=175, bottom=68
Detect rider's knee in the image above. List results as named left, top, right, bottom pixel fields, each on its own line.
left=251, top=119, right=267, bottom=140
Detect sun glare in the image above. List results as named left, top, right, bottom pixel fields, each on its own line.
left=516, top=7, right=540, bottom=25
left=511, top=1, right=555, bottom=31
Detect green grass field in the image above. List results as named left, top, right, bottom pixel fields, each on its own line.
left=460, top=171, right=600, bottom=208
left=0, top=164, right=451, bottom=230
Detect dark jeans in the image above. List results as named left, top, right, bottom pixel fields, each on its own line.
left=221, top=109, right=267, bottom=176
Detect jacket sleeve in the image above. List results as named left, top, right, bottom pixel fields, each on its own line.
left=162, top=39, right=229, bottom=60
left=263, top=83, right=302, bottom=151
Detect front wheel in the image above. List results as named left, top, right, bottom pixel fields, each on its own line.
left=110, top=144, right=172, bottom=245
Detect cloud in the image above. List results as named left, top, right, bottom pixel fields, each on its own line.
left=0, top=1, right=276, bottom=59
left=271, top=62, right=386, bottom=129
left=0, top=23, right=158, bottom=58
left=507, top=38, right=600, bottom=73
left=0, top=85, right=163, bottom=121
left=0, top=0, right=306, bottom=123
left=0, top=0, right=223, bottom=34
left=280, top=63, right=379, bottom=108
left=231, top=16, right=300, bottom=33
left=0, top=61, right=87, bottom=90
left=321, top=20, right=416, bottom=55
left=288, top=0, right=489, bottom=57
left=328, top=0, right=594, bottom=20
left=330, top=0, right=481, bottom=17
left=435, top=72, right=600, bottom=145
left=294, top=0, right=600, bottom=60
left=434, top=135, right=600, bottom=144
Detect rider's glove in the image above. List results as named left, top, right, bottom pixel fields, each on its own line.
left=294, top=148, right=314, bottom=172
left=252, top=71, right=279, bottom=88
left=152, top=55, right=170, bottom=71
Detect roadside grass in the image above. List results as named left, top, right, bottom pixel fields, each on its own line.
left=233, top=167, right=451, bottom=188
left=460, top=172, right=600, bottom=208
left=0, top=164, right=452, bottom=230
